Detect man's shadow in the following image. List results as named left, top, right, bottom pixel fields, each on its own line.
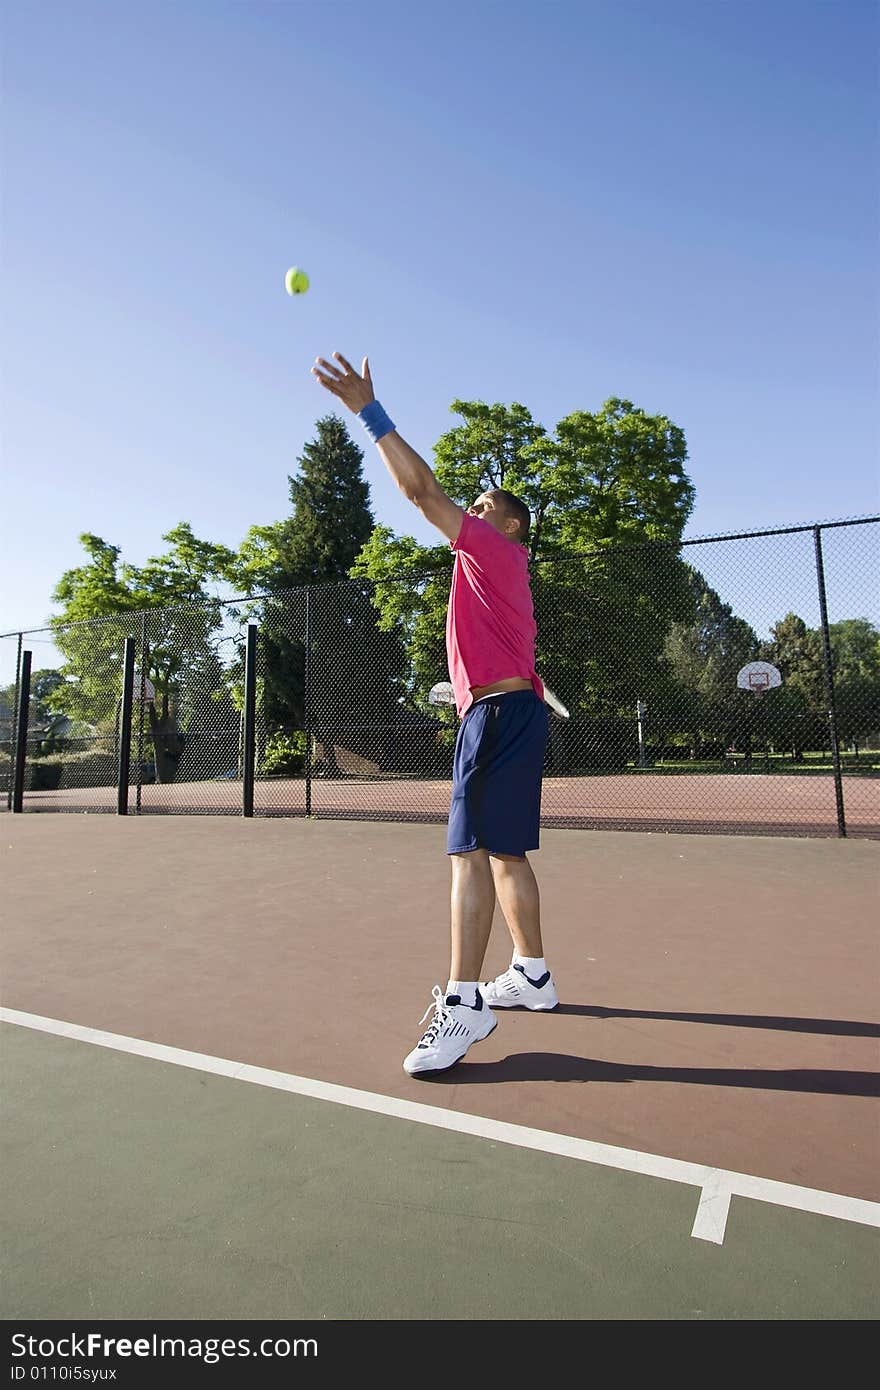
left=421, top=1054, right=879, bottom=1094
left=419, top=1002, right=880, bottom=1094
left=554, top=1003, right=880, bottom=1038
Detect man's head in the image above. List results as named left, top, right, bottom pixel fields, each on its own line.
left=467, top=489, right=530, bottom=544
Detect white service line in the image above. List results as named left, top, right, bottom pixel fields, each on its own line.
left=3, top=1006, right=878, bottom=1247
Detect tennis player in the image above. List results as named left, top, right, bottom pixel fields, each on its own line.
left=312, top=353, right=558, bottom=1075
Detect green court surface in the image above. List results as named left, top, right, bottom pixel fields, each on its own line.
left=2, top=1024, right=877, bottom=1321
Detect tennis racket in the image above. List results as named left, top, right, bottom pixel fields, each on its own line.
left=429, top=680, right=570, bottom=719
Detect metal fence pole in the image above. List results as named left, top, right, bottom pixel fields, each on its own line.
left=136, top=614, right=147, bottom=813
left=7, top=632, right=22, bottom=810
left=304, top=588, right=312, bottom=817
left=117, top=637, right=136, bottom=815
left=636, top=698, right=647, bottom=768
left=11, top=649, right=32, bottom=813
left=813, top=525, right=847, bottom=838
left=242, top=624, right=257, bottom=817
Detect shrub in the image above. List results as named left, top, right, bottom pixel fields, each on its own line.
left=28, top=759, right=63, bottom=791
left=261, top=731, right=307, bottom=777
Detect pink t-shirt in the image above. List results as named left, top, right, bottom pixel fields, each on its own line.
left=446, top=511, right=544, bottom=717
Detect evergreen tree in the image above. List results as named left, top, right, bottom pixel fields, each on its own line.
left=234, top=415, right=401, bottom=775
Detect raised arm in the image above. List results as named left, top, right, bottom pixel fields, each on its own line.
left=312, top=353, right=464, bottom=544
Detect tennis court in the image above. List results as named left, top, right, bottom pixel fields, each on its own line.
left=2, top=814, right=878, bottom=1320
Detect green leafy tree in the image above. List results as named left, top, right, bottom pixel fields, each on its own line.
left=0, top=675, right=63, bottom=764
left=829, top=620, right=880, bottom=751
left=432, top=401, right=566, bottom=560
left=31, top=670, right=66, bottom=722
left=354, top=396, right=697, bottom=731
left=551, top=398, right=694, bottom=550
left=756, top=615, right=880, bottom=759
left=829, top=618, right=880, bottom=681
left=662, top=572, right=760, bottom=758
left=757, top=613, right=826, bottom=760
left=50, top=526, right=239, bottom=783
left=828, top=619, right=880, bottom=750
left=750, top=617, right=828, bottom=767
left=762, top=614, right=825, bottom=706
left=0, top=683, right=15, bottom=739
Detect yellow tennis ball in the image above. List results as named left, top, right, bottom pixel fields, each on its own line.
left=285, top=266, right=310, bottom=295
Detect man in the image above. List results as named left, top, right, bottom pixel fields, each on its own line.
left=312, top=353, right=558, bottom=1076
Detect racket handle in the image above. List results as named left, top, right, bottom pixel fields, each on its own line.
left=543, top=685, right=570, bottom=719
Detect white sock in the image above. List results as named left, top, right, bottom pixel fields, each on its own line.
left=514, top=954, right=548, bottom=979
left=446, top=980, right=478, bottom=1007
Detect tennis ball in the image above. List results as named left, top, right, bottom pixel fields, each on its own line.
left=285, top=266, right=310, bottom=295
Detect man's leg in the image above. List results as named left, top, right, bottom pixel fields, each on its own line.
left=402, top=849, right=497, bottom=1076
left=488, top=852, right=543, bottom=959
left=450, top=849, right=496, bottom=981
left=482, top=851, right=558, bottom=1010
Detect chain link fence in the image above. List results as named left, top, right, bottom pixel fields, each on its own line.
left=3, top=518, right=878, bottom=837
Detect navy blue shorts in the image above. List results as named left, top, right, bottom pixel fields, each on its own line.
left=447, top=690, right=549, bottom=857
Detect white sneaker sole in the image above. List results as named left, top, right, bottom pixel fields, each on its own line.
left=482, top=982, right=559, bottom=1011
left=485, top=996, right=558, bottom=1011
left=403, top=1015, right=497, bottom=1076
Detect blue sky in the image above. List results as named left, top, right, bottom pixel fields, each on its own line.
left=1, top=0, right=878, bottom=678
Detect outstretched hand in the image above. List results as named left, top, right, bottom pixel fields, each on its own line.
left=311, top=353, right=375, bottom=414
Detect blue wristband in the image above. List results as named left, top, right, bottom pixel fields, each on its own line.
left=358, top=400, right=395, bottom=443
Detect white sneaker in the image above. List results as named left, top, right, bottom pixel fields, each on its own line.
left=403, top=985, right=497, bottom=1076
left=481, top=962, right=559, bottom=1011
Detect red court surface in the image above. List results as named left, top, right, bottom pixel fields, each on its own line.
left=2, top=815, right=878, bottom=1208
left=14, top=769, right=880, bottom=839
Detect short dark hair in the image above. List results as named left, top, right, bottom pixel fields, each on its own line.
left=492, top=489, right=530, bottom=542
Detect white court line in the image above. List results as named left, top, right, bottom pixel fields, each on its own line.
left=3, top=1006, right=879, bottom=1247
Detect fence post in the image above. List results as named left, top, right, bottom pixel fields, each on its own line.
left=242, top=624, right=257, bottom=817
left=117, top=637, right=136, bottom=815
left=136, top=614, right=147, bottom=813
left=11, top=649, right=32, bottom=813
left=813, top=525, right=846, bottom=838
left=636, top=698, right=647, bottom=768
left=7, top=633, right=22, bottom=811
left=305, top=588, right=312, bottom=817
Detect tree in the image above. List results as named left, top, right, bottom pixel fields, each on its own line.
left=662, top=572, right=760, bottom=758
left=354, top=395, right=698, bottom=738
left=432, top=402, right=561, bottom=560
left=31, top=670, right=66, bottom=722
left=50, top=526, right=239, bottom=783
left=756, top=613, right=826, bottom=760
left=829, top=619, right=880, bottom=749
left=551, top=398, right=694, bottom=551
left=237, top=416, right=374, bottom=592
left=756, top=614, right=880, bottom=759
left=232, top=415, right=401, bottom=775
left=763, top=614, right=825, bottom=706
left=0, top=675, right=64, bottom=766
left=829, top=618, right=880, bottom=682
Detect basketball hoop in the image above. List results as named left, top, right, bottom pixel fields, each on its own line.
left=428, top=681, right=455, bottom=706
left=736, top=661, right=781, bottom=695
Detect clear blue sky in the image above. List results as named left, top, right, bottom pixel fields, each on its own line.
left=1, top=0, right=878, bottom=675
